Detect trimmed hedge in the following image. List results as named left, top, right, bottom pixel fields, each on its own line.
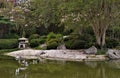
left=0, top=39, right=18, bottom=49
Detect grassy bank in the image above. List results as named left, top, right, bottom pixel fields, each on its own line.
left=0, top=48, right=19, bottom=54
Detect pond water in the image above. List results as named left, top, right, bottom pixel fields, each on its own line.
left=0, top=59, right=120, bottom=78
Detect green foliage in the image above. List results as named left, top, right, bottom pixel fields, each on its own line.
left=4, top=34, right=19, bottom=39
left=106, top=38, right=119, bottom=48
left=47, top=32, right=57, bottom=41
left=47, top=39, right=58, bottom=49
left=64, top=34, right=95, bottom=49
left=29, top=39, right=40, bottom=48
left=39, top=36, right=47, bottom=44
left=25, top=26, right=36, bottom=38
left=29, top=35, right=46, bottom=48
left=96, top=49, right=107, bottom=55
left=65, top=39, right=87, bottom=49
left=0, top=0, right=119, bottom=50
left=0, top=16, right=13, bottom=25
left=47, top=32, right=63, bottom=43
left=39, top=39, right=46, bottom=44
left=46, top=32, right=63, bottom=49
left=0, top=39, right=18, bottom=49
left=29, top=34, right=40, bottom=40
left=0, top=49, right=19, bottom=55
left=0, top=15, right=15, bottom=38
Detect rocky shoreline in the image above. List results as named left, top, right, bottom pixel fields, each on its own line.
left=5, top=49, right=107, bottom=61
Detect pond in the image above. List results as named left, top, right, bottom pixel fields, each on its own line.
left=0, top=59, right=120, bottom=78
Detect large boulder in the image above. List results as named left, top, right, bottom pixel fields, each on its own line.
left=57, top=44, right=66, bottom=50
left=106, top=49, right=120, bottom=59
left=84, top=46, right=97, bottom=54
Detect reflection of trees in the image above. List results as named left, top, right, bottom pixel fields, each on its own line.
left=107, top=60, right=120, bottom=69
left=85, top=61, right=98, bottom=68
left=12, top=61, right=120, bottom=78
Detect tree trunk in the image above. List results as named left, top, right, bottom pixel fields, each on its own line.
left=95, top=29, right=106, bottom=50
left=100, top=31, right=106, bottom=50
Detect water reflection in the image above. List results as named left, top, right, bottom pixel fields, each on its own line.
left=1, top=60, right=120, bottom=78
left=107, top=60, right=120, bottom=69
left=15, top=71, right=27, bottom=78
left=85, top=61, right=98, bottom=68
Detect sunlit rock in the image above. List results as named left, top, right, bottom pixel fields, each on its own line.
left=84, top=46, right=97, bottom=54
left=106, top=49, right=120, bottom=59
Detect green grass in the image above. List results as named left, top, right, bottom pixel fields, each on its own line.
left=96, top=49, right=107, bottom=55
left=0, top=48, right=19, bottom=54
left=0, top=48, right=19, bottom=60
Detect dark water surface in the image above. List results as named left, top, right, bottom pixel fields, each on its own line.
left=0, top=59, right=120, bottom=78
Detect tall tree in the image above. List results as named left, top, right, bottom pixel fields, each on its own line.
left=0, top=0, right=31, bottom=37
left=83, top=0, right=120, bottom=49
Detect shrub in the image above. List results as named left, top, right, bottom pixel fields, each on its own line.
left=29, top=39, right=40, bottom=48
left=47, top=39, right=58, bottom=49
left=0, top=39, right=18, bottom=49
left=64, top=34, right=95, bottom=49
left=39, top=39, right=46, bottom=44
left=106, top=38, right=119, bottom=48
left=65, top=39, right=87, bottom=49
left=47, top=32, right=56, bottom=41
left=46, top=32, right=63, bottom=47
left=71, top=40, right=87, bottom=49
left=65, top=39, right=74, bottom=49
left=39, top=36, right=47, bottom=44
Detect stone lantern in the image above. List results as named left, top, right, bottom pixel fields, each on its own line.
left=18, top=37, right=29, bottom=49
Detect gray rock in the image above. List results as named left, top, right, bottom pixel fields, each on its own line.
left=106, top=49, right=120, bottom=59
left=84, top=46, right=97, bottom=54
left=57, top=44, right=66, bottom=50
left=40, top=44, right=47, bottom=49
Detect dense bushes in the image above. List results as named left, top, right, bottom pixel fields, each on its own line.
left=47, top=39, right=58, bottom=49
left=29, top=34, right=40, bottom=40
left=64, top=34, right=95, bottom=49
left=46, top=32, right=63, bottom=49
left=65, top=39, right=91, bottom=49
left=0, top=39, right=18, bottom=49
left=29, top=39, right=40, bottom=48
left=106, top=38, right=119, bottom=48
left=27, top=32, right=120, bottom=49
